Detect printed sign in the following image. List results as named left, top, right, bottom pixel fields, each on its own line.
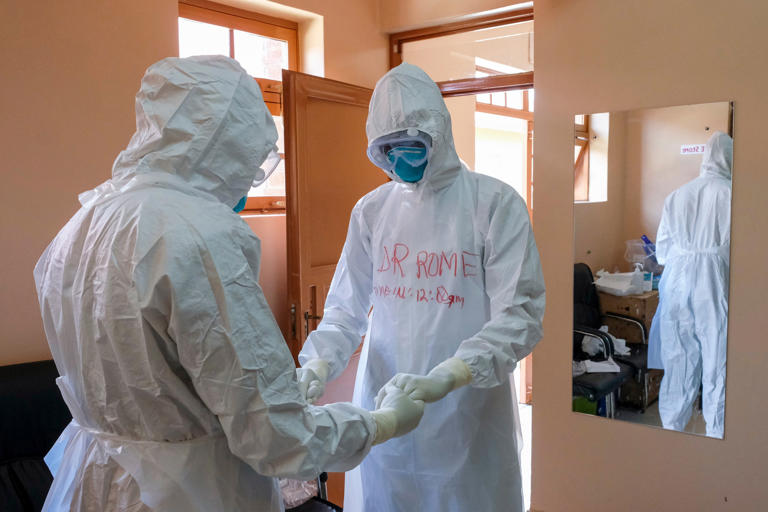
left=680, top=144, right=706, bottom=155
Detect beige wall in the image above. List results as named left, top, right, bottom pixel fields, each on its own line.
left=380, top=0, right=531, bottom=33
left=533, top=1, right=768, bottom=509
left=0, top=0, right=179, bottom=366
left=623, top=102, right=730, bottom=247
left=574, top=103, right=730, bottom=273
left=1, top=0, right=387, bottom=366
left=573, top=112, right=627, bottom=272
left=243, top=215, right=289, bottom=337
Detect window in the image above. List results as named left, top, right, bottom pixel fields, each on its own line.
left=574, top=115, right=590, bottom=201
left=178, top=0, right=298, bottom=212
left=392, top=10, right=536, bottom=213
left=574, top=113, right=610, bottom=203
left=475, top=66, right=534, bottom=206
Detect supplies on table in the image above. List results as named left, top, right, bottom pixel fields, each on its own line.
left=594, top=268, right=646, bottom=296
left=625, top=236, right=664, bottom=290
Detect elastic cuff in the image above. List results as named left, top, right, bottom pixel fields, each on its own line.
left=304, top=359, right=330, bottom=382
left=437, top=357, right=473, bottom=390
left=370, top=409, right=396, bottom=445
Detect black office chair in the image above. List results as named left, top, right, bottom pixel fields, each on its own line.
left=573, top=263, right=634, bottom=418
left=0, top=360, right=71, bottom=512
left=575, top=263, right=653, bottom=412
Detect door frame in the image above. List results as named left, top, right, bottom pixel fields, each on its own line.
left=388, top=14, right=536, bottom=405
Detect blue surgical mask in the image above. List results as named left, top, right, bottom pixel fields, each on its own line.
left=387, top=146, right=428, bottom=183
left=233, top=196, right=247, bottom=213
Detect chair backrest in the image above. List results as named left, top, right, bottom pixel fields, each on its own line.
left=0, top=360, right=71, bottom=511
left=0, top=360, right=70, bottom=461
left=573, top=263, right=603, bottom=360
left=574, top=263, right=601, bottom=329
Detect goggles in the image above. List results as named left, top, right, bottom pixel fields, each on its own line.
left=367, top=129, right=432, bottom=172
left=252, top=146, right=281, bottom=187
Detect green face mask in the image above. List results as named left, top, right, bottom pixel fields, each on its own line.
left=233, top=196, right=247, bottom=213
left=387, top=146, right=429, bottom=183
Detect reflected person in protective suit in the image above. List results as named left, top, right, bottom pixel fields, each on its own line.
left=297, top=63, right=546, bottom=512
left=655, top=131, right=733, bottom=438
left=34, top=56, right=424, bottom=512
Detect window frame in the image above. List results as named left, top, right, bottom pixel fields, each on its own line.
left=474, top=67, right=534, bottom=214
left=178, top=0, right=298, bottom=213
left=389, top=14, right=535, bottom=216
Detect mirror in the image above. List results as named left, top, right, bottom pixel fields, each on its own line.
left=571, top=101, right=733, bottom=439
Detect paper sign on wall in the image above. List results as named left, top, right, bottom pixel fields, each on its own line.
left=680, top=144, right=706, bottom=155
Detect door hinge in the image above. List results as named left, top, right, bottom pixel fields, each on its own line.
left=290, top=304, right=297, bottom=340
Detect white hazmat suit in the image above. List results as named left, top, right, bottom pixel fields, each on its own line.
left=299, top=63, right=546, bottom=511
left=34, top=56, right=381, bottom=512
left=655, top=131, right=732, bottom=438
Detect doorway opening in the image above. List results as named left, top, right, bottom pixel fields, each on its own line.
left=391, top=9, right=535, bottom=509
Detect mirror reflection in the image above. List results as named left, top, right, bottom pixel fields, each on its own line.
left=571, top=101, right=733, bottom=438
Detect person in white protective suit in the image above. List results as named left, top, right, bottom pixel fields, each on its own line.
left=296, top=62, right=546, bottom=512
left=655, top=131, right=733, bottom=438
left=33, top=56, right=425, bottom=512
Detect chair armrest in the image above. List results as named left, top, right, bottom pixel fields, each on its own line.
left=574, top=324, right=615, bottom=359
left=602, top=313, right=647, bottom=344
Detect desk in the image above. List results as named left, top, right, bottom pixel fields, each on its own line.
left=597, top=290, right=663, bottom=410
left=598, top=290, right=658, bottom=343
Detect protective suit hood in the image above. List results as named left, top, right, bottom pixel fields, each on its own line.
left=107, top=56, right=277, bottom=208
left=700, top=131, right=733, bottom=180
left=366, top=63, right=462, bottom=190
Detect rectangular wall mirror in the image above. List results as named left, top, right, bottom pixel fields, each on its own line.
left=571, top=101, right=734, bottom=439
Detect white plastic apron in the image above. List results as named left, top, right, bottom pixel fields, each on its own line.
left=342, top=183, right=525, bottom=512
left=43, top=377, right=282, bottom=512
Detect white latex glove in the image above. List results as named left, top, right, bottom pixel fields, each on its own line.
left=377, top=357, right=473, bottom=406
left=370, top=384, right=425, bottom=445
left=296, top=359, right=329, bottom=404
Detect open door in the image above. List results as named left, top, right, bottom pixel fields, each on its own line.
left=283, top=70, right=388, bottom=506
left=283, top=69, right=388, bottom=359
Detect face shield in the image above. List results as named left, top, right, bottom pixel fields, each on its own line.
left=367, top=129, right=433, bottom=175
left=252, top=146, right=281, bottom=188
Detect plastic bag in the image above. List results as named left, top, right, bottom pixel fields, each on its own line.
left=280, top=478, right=319, bottom=508
left=625, top=238, right=664, bottom=275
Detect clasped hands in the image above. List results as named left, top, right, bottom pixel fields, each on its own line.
left=298, top=357, right=472, bottom=445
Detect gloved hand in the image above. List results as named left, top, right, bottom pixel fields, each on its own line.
left=376, top=357, right=473, bottom=406
left=370, top=384, right=425, bottom=445
left=296, top=359, right=329, bottom=404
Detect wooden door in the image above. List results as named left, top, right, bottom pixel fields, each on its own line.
left=283, top=70, right=387, bottom=506
left=283, top=69, right=387, bottom=359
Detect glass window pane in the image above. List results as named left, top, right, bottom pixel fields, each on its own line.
left=575, top=114, right=586, bottom=125
left=528, top=89, right=535, bottom=112
left=233, top=30, right=288, bottom=80
left=574, top=143, right=583, bottom=164
left=491, top=92, right=506, bottom=106
left=178, top=18, right=230, bottom=58
left=477, top=93, right=491, bottom=104
left=474, top=111, right=528, bottom=198
left=506, top=90, right=523, bottom=110
left=401, top=20, right=533, bottom=81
